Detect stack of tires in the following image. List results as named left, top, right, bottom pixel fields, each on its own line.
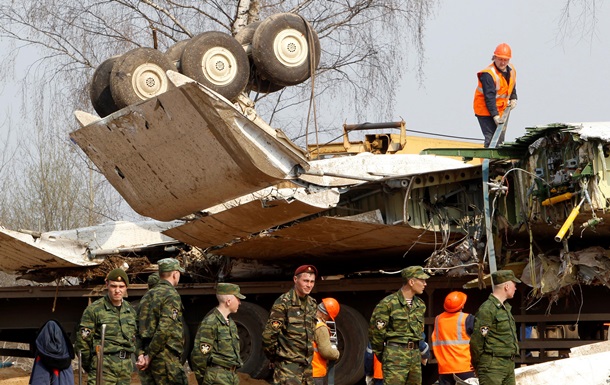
left=89, top=13, right=321, bottom=118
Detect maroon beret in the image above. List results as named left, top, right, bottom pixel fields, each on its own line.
left=294, top=265, right=318, bottom=277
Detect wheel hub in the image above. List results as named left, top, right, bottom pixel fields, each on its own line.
left=131, top=63, right=168, bottom=100
left=273, top=29, right=308, bottom=67
left=201, top=47, right=237, bottom=86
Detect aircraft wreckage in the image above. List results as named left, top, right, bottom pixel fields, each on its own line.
left=1, top=72, right=610, bottom=306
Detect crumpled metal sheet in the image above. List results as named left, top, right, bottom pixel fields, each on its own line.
left=520, top=247, right=610, bottom=296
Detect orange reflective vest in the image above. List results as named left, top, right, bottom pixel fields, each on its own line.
left=373, top=354, right=383, bottom=380
left=431, top=311, right=473, bottom=374
left=473, top=63, right=516, bottom=117
left=313, top=320, right=329, bottom=377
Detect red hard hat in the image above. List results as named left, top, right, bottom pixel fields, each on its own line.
left=494, top=43, right=512, bottom=59
left=321, top=298, right=341, bottom=320
left=444, top=291, right=467, bottom=313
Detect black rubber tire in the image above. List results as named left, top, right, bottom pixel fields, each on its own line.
left=233, top=302, right=271, bottom=379
left=252, top=13, right=321, bottom=86
left=334, top=305, right=368, bottom=385
left=235, top=21, right=262, bottom=46
left=165, top=39, right=190, bottom=72
left=109, top=47, right=176, bottom=109
left=89, top=56, right=120, bottom=117
left=235, top=21, right=285, bottom=94
left=180, top=31, right=250, bottom=101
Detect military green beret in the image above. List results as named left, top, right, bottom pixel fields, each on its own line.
left=401, top=265, right=430, bottom=280
left=157, top=258, right=185, bottom=273
left=106, top=268, right=129, bottom=286
left=217, top=283, right=246, bottom=299
left=492, top=270, right=521, bottom=284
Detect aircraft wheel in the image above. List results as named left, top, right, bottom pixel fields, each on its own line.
left=110, top=47, right=176, bottom=109
left=235, top=21, right=285, bottom=94
left=89, top=56, right=120, bottom=117
left=180, top=31, right=250, bottom=101
left=252, top=13, right=320, bottom=86
left=165, top=39, right=190, bottom=72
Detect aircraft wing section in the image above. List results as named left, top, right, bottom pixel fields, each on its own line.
left=0, top=221, right=182, bottom=273
left=300, top=153, right=474, bottom=186
left=164, top=187, right=340, bottom=248
left=206, top=213, right=462, bottom=262
left=70, top=72, right=310, bottom=221
left=0, top=227, right=95, bottom=272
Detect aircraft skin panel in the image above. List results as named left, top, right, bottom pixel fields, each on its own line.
left=164, top=197, right=330, bottom=248
left=0, top=227, right=95, bottom=272
left=70, top=80, right=309, bottom=222
left=208, top=216, right=463, bottom=260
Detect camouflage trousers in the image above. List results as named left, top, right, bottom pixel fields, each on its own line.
left=149, top=350, right=188, bottom=385
left=199, top=365, right=239, bottom=385
left=272, top=360, right=314, bottom=385
left=87, top=353, right=133, bottom=385
left=381, top=345, right=422, bottom=385
left=477, top=354, right=515, bottom=385
left=138, top=367, right=154, bottom=385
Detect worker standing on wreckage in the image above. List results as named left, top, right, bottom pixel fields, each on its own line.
left=473, top=43, right=517, bottom=147
left=368, top=266, right=431, bottom=385
left=470, top=270, right=521, bottom=385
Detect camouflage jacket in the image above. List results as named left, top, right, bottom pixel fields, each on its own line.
left=470, top=293, right=519, bottom=369
left=368, top=289, right=426, bottom=359
left=75, top=294, right=137, bottom=371
left=190, top=308, right=242, bottom=384
left=137, top=279, right=185, bottom=359
left=262, top=288, right=317, bottom=365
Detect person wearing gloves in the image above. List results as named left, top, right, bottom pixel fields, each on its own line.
left=312, top=298, right=341, bottom=385
left=473, top=43, right=517, bottom=148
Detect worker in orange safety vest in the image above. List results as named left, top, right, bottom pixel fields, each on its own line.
left=473, top=43, right=517, bottom=148
left=364, top=341, right=383, bottom=385
left=312, top=298, right=340, bottom=385
left=431, top=291, right=476, bottom=385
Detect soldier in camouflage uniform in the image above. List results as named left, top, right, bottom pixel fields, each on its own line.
left=470, top=270, right=520, bottom=385
left=137, top=258, right=188, bottom=385
left=135, top=272, right=160, bottom=385
left=75, top=268, right=137, bottom=385
left=263, top=265, right=318, bottom=385
left=190, top=283, right=246, bottom=385
left=368, top=266, right=430, bottom=385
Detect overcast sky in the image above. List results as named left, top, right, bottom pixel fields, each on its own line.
left=1, top=1, right=608, bottom=148
left=398, top=0, right=610, bottom=143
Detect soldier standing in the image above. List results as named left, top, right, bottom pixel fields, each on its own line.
left=135, top=272, right=160, bottom=385
left=190, top=283, right=246, bottom=385
left=137, top=258, right=188, bottom=385
left=470, top=270, right=520, bottom=385
left=368, top=265, right=430, bottom=385
left=75, top=268, right=137, bottom=385
left=263, top=265, right=318, bottom=385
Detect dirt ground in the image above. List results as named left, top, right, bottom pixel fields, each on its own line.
left=0, top=366, right=270, bottom=385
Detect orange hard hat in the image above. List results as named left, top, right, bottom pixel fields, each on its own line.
left=494, top=43, right=512, bottom=59
left=444, top=291, right=467, bottom=313
left=320, top=297, right=341, bottom=320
